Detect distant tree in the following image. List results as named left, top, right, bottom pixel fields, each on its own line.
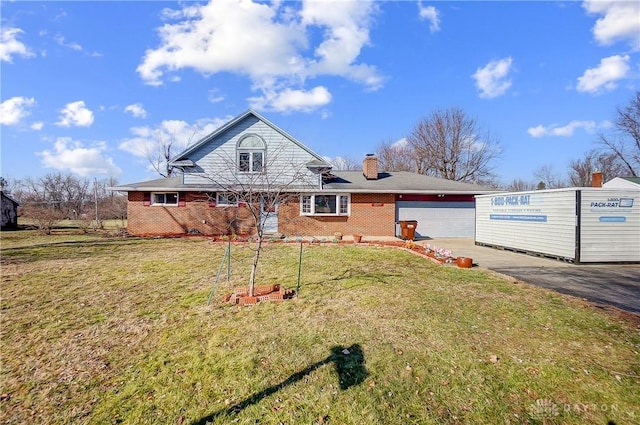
left=407, top=108, right=502, bottom=183
left=376, top=139, right=419, bottom=172
left=14, top=173, right=125, bottom=232
left=147, top=128, right=199, bottom=178
left=330, top=156, right=361, bottom=171
left=533, top=164, right=567, bottom=189
left=568, top=149, right=626, bottom=186
left=598, top=91, right=640, bottom=176
left=503, top=178, right=537, bottom=192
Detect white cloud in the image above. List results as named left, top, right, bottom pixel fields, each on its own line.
left=392, top=137, right=408, bottom=148
left=418, top=3, right=440, bottom=33
left=208, top=89, right=225, bottom=104
left=527, top=120, right=597, bottom=138
left=137, top=0, right=382, bottom=112
left=31, top=121, right=44, bottom=131
left=300, top=1, right=382, bottom=88
left=0, top=96, right=36, bottom=125
left=250, top=86, right=332, bottom=112
left=53, top=33, right=101, bottom=57
left=583, top=0, right=640, bottom=50
left=576, top=54, right=629, bottom=94
left=472, top=57, right=513, bottom=99
left=119, top=117, right=228, bottom=159
left=0, top=27, right=35, bottom=63
left=39, top=137, right=121, bottom=176
left=54, top=34, right=83, bottom=51
left=124, top=103, right=147, bottom=118
left=57, top=101, right=94, bottom=127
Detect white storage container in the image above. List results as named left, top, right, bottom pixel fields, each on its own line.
left=475, top=188, right=640, bottom=263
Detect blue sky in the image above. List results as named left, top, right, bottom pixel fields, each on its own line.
left=1, top=0, right=638, bottom=186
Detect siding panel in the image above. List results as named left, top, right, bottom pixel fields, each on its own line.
left=579, top=189, right=640, bottom=262
left=475, top=190, right=577, bottom=260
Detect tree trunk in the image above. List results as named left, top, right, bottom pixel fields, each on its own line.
left=248, top=236, right=263, bottom=297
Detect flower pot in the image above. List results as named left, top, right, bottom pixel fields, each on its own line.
left=352, top=234, right=362, bottom=243
left=456, top=257, right=473, bottom=268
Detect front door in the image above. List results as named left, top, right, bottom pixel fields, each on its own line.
left=260, top=196, right=278, bottom=234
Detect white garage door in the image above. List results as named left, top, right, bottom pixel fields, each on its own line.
left=396, top=201, right=476, bottom=238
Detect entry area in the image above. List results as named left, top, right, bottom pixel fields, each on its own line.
left=395, top=194, right=476, bottom=238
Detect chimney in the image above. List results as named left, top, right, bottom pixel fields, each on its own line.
left=363, top=154, right=378, bottom=180
left=591, top=171, right=603, bottom=188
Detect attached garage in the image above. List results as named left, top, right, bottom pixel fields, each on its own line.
left=395, top=194, right=476, bottom=238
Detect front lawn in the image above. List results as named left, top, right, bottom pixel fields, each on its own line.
left=1, top=234, right=638, bottom=424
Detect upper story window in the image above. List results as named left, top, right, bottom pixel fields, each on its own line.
left=237, top=134, right=265, bottom=173
left=151, top=192, right=178, bottom=206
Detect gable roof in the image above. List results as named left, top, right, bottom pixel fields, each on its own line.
left=1, top=191, right=19, bottom=206
left=602, top=176, right=640, bottom=189
left=621, top=176, right=640, bottom=185
left=169, top=109, right=331, bottom=167
left=323, top=171, right=496, bottom=194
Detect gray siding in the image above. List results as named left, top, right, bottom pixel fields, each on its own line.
left=184, top=116, right=320, bottom=188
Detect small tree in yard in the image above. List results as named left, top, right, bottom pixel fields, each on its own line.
left=196, top=142, right=319, bottom=297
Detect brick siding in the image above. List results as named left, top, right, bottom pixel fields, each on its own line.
left=127, top=191, right=397, bottom=237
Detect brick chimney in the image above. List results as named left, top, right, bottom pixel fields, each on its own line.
left=363, top=154, right=378, bottom=180
left=591, top=171, right=603, bottom=188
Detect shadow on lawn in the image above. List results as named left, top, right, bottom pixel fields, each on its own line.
left=191, top=344, right=368, bottom=425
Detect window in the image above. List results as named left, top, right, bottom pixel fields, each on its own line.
left=237, top=134, right=265, bottom=173
left=151, top=192, right=178, bottom=206
left=300, top=194, right=350, bottom=216
left=217, top=192, right=238, bottom=206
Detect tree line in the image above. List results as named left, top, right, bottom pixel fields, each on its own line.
left=1, top=174, right=126, bottom=234
left=339, top=91, right=639, bottom=190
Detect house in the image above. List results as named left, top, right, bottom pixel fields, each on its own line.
left=1, top=191, right=20, bottom=229
left=603, top=176, right=640, bottom=190
left=111, top=110, right=495, bottom=238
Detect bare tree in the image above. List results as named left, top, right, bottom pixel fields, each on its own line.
left=147, top=128, right=199, bottom=178
left=199, top=142, right=319, bottom=297
left=503, top=178, right=537, bottom=192
left=330, top=156, right=361, bottom=171
left=533, top=164, right=567, bottom=189
left=376, top=139, right=420, bottom=172
left=568, top=149, right=627, bottom=186
left=13, top=173, right=125, bottom=232
left=599, top=91, right=640, bottom=176
left=407, top=108, right=502, bottom=183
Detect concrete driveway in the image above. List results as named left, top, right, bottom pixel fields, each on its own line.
left=429, top=238, right=640, bottom=314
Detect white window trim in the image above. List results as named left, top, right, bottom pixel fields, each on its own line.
left=237, top=134, right=265, bottom=174
left=151, top=192, right=179, bottom=206
left=300, top=194, right=350, bottom=216
left=216, top=192, right=238, bottom=207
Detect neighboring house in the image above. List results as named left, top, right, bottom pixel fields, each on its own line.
left=603, top=176, right=640, bottom=190
left=1, top=191, right=19, bottom=229
left=112, top=110, right=495, bottom=238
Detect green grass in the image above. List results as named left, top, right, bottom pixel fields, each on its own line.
left=1, top=232, right=639, bottom=424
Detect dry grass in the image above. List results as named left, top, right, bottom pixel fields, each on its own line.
left=1, top=233, right=639, bottom=424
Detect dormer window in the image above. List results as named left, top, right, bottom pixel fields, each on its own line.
left=237, top=134, right=265, bottom=173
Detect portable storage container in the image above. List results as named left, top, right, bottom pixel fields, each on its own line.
left=475, top=188, right=640, bottom=263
